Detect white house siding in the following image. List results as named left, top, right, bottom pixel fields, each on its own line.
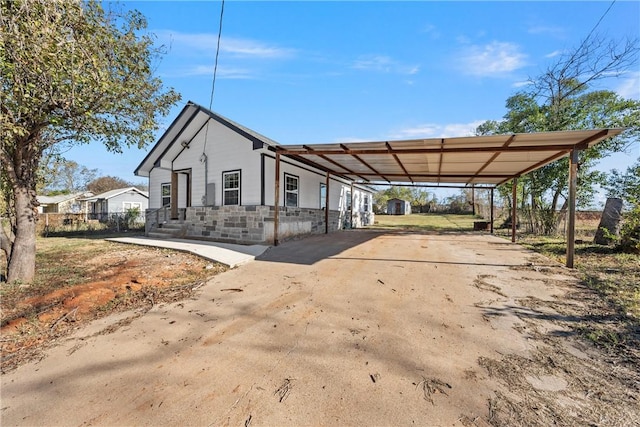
left=106, top=191, right=149, bottom=213
left=149, top=168, right=172, bottom=209
left=170, top=118, right=263, bottom=207
left=207, top=121, right=262, bottom=206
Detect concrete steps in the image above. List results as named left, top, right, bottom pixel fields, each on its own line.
left=148, top=221, right=186, bottom=239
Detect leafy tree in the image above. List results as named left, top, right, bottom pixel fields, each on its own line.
left=43, top=159, right=98, bottom=194
left=604, top=160, right=640, bottom=252
left=476, top=32, right=639, bottom=235
left=87, top=176, right=135, bottom=194
left=1, top=0, right=180, bottom=282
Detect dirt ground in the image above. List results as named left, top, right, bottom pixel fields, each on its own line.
left=1, top=230, right=639, bottom=426
left=1, top=242, right=226, bottom=373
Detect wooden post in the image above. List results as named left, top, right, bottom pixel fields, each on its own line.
left=511, top=178, right=517, bottom=243
left=566, top=149, right=579, bottom=268
left=471, top=185, right=475, bottom=216
left=325, top=171, right=330, bottom=234
left=170, top=171, right=178, bottom=220
left=490, top=188, right=494, bottom=234
left=274, top=152, right=280, bottom=246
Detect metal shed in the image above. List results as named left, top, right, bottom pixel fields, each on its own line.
left=387, top=198, right=411, bottom=215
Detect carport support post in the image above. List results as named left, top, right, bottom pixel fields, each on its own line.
left=170, top=171, right=178, bottom=220
left=350, top=182, right=354, bottom=228
left=325, top=171, right=330, bottom=234
left=490, top=188, right=494, bottom=234
left=566, top=149, right=579, bottom=268
left=511, top=178, right=517, bottom=243
left=274, top=151, right=280, bottom=246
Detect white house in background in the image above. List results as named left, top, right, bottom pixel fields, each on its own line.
left=37, top=192, right=92, bottom=214
left=134, top=101, right=375, bottom=244
left=83, top=187, right=149, bottom=222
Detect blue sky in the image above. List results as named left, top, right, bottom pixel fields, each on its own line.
left=68, top=1, right=639, bottom=201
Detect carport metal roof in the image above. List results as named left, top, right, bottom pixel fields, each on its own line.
left=274, top=128, right=625, bottom=186
left=271, top=127, right=626, bottom=268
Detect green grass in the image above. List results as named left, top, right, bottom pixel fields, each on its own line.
left=372, top=213, right=480, bottom=231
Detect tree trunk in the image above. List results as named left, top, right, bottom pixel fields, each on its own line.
left=594, top=198, right=624, bottom=245
left=7, top=184, right=38, bottom=283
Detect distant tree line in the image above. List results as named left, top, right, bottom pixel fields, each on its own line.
left=39, top=158, right=147, bottom=196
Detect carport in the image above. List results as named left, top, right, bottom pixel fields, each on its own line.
left=270, top=128, right=625, bottom=268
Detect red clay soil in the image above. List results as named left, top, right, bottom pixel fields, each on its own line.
left=1, top=244, right=226, bottom=372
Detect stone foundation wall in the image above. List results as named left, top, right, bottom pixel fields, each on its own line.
left=181, top=205, right=344, bottom=244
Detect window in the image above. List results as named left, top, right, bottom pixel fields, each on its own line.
left=346, top=191, right=352, bottom=211
left=123, top=202, right=142, bottom=211
left=363, top=194, right=369, bottom=212
left=285, top=174, right=299, bottom=207
left=320, top=183, right=327, bottom=209
left=161, top=183, right=171, bottom=207
left=223, top=170, right=240, bottom=205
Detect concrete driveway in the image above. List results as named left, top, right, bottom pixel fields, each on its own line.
left=2, top=230, right=636, bottom=426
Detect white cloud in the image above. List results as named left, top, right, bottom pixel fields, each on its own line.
left=163, top=65, right=255, bottom=79
left=390, top=120, right=487, bottom=139
left=222, top=38, right=295, bottom=59
left=545, top=50, right=563, bottom=58
left=615, top=72, right=640, bottom=99
left=527, top=25, right=565, bottom=37
left=457, top=41, right=527, bottom=77
left=512, top=80, right=532, bottom=88
left=421, top=24, right=441, bottom=39
left=156, top=30, right=295, bottom=59
left=351, top=55, right=419, bottom=75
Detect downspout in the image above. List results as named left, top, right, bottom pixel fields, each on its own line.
left=200, top=153, right=208, bottom=206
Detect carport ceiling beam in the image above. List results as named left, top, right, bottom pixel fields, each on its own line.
left=385, top=142, right=414, bottom=183
left=468, top=135, right=516, bottom=185
left=339, top=144, right=391, bottom=183
left=354, top=172, right=512, bottom=179
left=301, top=145, right=369, bottom=182
left=277, top=143, right=600, bottom=156
left=496, top=150, right=570, bottom=186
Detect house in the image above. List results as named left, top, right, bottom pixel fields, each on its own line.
left=37, top=192, right=92, bottom=214
left=135, top=101, right=375, bottom=244
left=387, top=198, right=411, bottom=215
left=83, top=187, right=149, bottom=222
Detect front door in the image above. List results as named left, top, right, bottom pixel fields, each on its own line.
left=395, top=202, right=401, bottom=215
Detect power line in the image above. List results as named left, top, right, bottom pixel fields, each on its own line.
left=202, top=0, right=225, bottom=156
left=209, top=0, right=225, bottom=111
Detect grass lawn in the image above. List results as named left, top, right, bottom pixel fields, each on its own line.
left=372, top=213, right=480, bottom=231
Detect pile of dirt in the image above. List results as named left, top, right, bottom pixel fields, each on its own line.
left=1, top=244, right=226, bottom=373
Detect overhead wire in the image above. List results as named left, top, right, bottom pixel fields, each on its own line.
left=201, top=0, right=225, bottom=205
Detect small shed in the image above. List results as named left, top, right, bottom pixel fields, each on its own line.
left=387, top=198, right=411, bottom=215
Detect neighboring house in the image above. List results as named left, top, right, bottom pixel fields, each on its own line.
left=84, top=187, right=149, bottom=222
left=387, top=198, right=411, bottom=215
left=37, top=192, right=92, bottom=214
left=135, top=101, right=375, bottom=244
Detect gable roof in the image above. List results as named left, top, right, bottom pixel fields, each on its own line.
left=37, top=192, right=92, bottom=205
left=83, top=187, right=148, bottom=201
left=135, top=101, right=279, bottom=177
